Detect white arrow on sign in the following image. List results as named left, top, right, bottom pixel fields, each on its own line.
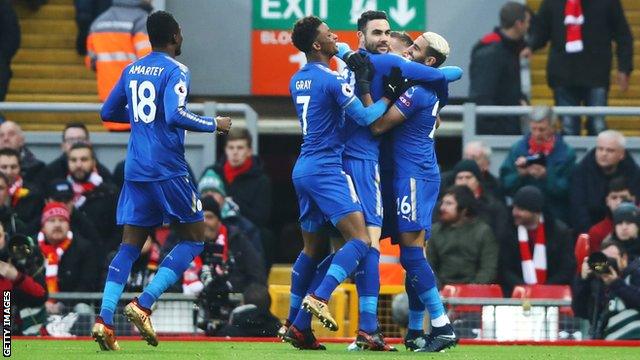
left=389, top=0, right=416, bottom=27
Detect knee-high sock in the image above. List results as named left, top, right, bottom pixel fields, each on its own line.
left=313, top=239, right=368, bottom=301
left=355, top=247, right=380, bottom=333
left=399, top=245, right=449, bottom=326
left=99, top=243, right=141, bottom=326
left=292, top=253, right=334, bottom=330
left=286, top=252, right=318, bottom=323
left=138, top=241, right=204, bottom=309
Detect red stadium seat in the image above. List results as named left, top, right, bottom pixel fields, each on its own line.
left=511, top=285, right=573, bottom=316
left=574, top=234, right=590, bottom=274
left=441, top=284, right=504, bottom=313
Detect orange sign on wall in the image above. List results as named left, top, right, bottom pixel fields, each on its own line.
left=251, top=30, right=422, bottom=95
left=251, top=30, right=359, bottom=95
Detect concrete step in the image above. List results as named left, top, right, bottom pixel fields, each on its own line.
left=531, top=70, right=640, bottom=85
left=20, top=19, right=76, bottom=35
left=21, top=34, right=76, bottom=49
left=12, top=63, right=94, bottom=80
left=5, top=111, right=102, bottom=125
left=532, top=84, right=640, bottom=99
left=19, top=123, right=105, bottom=132
left=8, top=78, right=96, bottom=94
left=5, top=93, right=100, bottom=102
left=14, top=48, right=83, bottom=64
left=15, top=4, right=75, bottom=20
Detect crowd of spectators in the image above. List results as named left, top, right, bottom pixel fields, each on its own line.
left=0, top=121, right=274, bottom=336
left=430, top=105, right=640, bottom=338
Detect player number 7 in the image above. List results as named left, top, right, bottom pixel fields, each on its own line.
left=296, top=95, right=310, bottom=135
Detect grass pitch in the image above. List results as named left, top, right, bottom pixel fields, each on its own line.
left=10, top=340, right=639, bottom=359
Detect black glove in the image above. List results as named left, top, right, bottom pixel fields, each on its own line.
left=344, top=52, right=374, bottom=94
left=382, top=66, right=405, bottom=100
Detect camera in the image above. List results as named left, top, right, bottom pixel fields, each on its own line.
left=587, top=251, right=619, bottom=275
left=7, top=234, right=36, bottom=267
left=522, top=153, right=547, bottom=167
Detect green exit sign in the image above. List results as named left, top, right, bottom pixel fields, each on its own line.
left=253, top=0, right=426, bottom=31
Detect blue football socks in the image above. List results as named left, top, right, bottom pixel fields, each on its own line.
left=138, top=241, right=204, bottom=309
left=400, top=246, right=447, bottom=324
left=292, top=253, right=334, bottom=330
left=313, top=239, right=369, bottom=301
left=287, top=252, right=317, bottom=323
left=355, top=247, right=380, bottom=333
left=406, top=275, right=426, bottom=333
left=99, top=243, right=141, bottom=326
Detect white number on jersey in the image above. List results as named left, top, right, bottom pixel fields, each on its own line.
left=296, top=95, right=311, bottom=135
left=429, top=100, right=439, bottom=139
left=129, top=80, right=157, bottom=123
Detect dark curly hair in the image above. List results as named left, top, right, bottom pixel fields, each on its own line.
left=357, top=10, right=388, bottom=32
left=443, top=185, right=478, bottom=218
left=147, top=11, right=180, bottom=48
left=291, top=16, right=323, bottom=53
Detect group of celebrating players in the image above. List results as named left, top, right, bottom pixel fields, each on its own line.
left=283, top=11, right=462, bottom=352
left=86, top=7, right=461, bottom=354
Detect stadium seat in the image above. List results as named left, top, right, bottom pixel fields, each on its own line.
left=574, top=234, right=591, bottom=274
left=441, top=284, right=504, bottom=313
left=511, top=285, right=573, bottom=316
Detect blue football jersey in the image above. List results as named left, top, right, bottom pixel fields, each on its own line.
left=392, top=85, right=439, bottom=179
left=342, top=51, right=448, bottom=162
left=101, top=51, right=217, bottom=182
left=290, top=62, right=356, bottom=178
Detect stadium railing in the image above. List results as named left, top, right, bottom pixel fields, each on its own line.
left=3, top=102, right=640, bottom=176
left=45, top=287, right=587, bottom=341
left=0, top=101, right=258, bottom=177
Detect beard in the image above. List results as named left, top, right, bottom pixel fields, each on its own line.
left=71, top=169, right=90, bottom=182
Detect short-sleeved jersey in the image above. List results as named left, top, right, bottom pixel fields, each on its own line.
left=290, top=62, right=356, bottom=178
left=102, top=51, right=216, bottom=182
left=341, top=51, right=410, bottom=161
left=392, top=85, right=439, bottom=179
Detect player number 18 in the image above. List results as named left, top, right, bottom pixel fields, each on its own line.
left=129, top=80, right=157, bottom=123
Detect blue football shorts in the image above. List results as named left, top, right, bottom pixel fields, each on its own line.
left=293, top=171, right=363, bottom=233
left=342, top=157, right=383, bottom=227
left=393, top=177, right=440, bottom=241
left=117, top=175, right=204, bottom=227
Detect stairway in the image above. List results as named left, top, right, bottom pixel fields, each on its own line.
left=527, top=0, right=640, bottom=135
left=7, top=0, right=103, bottom=131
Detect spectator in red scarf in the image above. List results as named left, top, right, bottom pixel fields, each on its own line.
left=38, top=123, right=113, bottom=190
left=498, top=186, right=575, bottom=296
left=66, top=142, right=119, bottom=253
left=587, top=177, right=636, bottom=253
left=0, top=148, right=44, bottom=233
left=529, top=0, right=633, bottom=136
left=201, top=127, right=274, bottom=267
left=0, top=172, right=28, bottom=237
left=37, top=202, right=99, bottom=314
left=500, top=106, right=576, bottom=224
left=166, top=197, right=267, bottom=298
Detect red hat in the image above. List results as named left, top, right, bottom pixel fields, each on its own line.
left=41, top=202, right=70, bottom=225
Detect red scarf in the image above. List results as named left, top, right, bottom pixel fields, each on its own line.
left=67, top=170, right=103, bottom=208
left=223, top=157, right=253, bottom=184
left=182, top=224, right=229, bottom=294
left=529, top=135, right=555, bottom=156
left=38, top=231, right=73, bottom=294
left=518, top=216, right=547, bottom=284
left=8, top=176, right=29, bottom=208
left=564, top=0, right=584, bottom=53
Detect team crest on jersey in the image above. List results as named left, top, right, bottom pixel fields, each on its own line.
left=175, top=80, right=187, bottom=106
left=404, top=86, right=416, bottom=98
left=341, top=83, right=354, bottom=97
